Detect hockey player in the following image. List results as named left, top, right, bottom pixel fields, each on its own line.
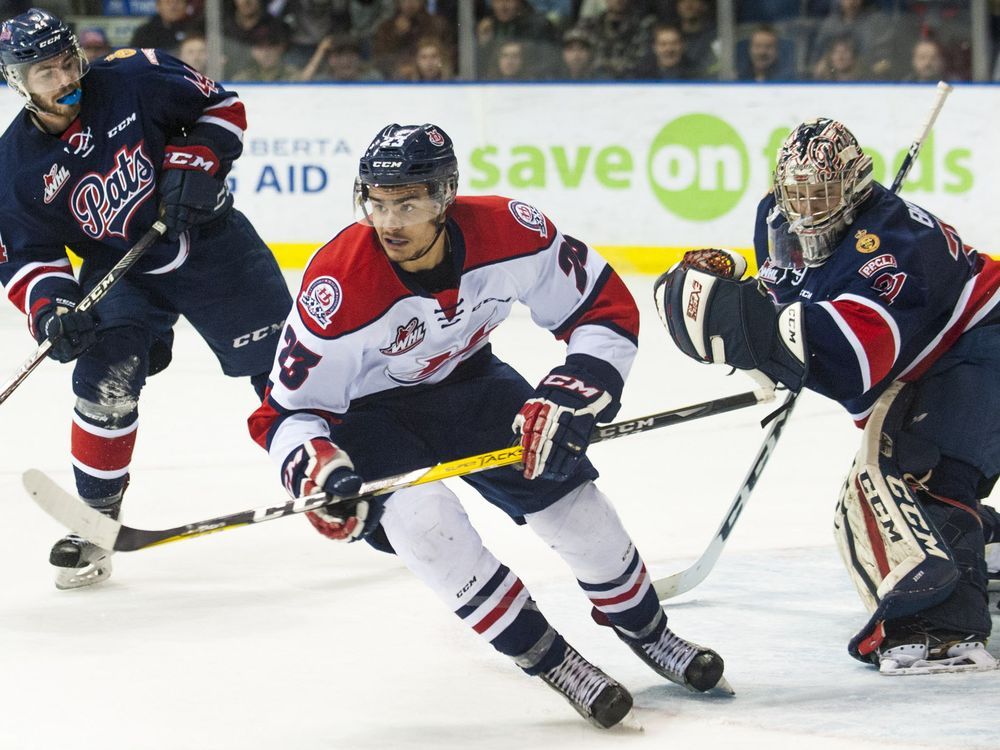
left=0, top=10, right=292, bottom=589
left=656, top=118, right=1000, bottom=675
left=248, top=123, right=728, bottom=727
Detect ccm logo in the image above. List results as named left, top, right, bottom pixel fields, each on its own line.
left=372, top=160, right=402, bottom=167
left=686, top=279, right=703, bottom=320
left=541, top=373, right=601, bottom=398
left=164, top=152, right=217, bottom=172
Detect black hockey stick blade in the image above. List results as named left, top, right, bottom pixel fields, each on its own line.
left=652, top=390, right=797, bottom=600
left=24, top=387, right=774, bottom=552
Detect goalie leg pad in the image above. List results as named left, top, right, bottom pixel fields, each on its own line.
left=832, top=382, right=961, bottom=662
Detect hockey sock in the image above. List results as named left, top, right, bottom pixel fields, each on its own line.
left=71, top=402, right=137, bottom=505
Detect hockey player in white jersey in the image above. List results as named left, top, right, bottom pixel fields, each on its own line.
left=249, top=123, right=729, bottom=727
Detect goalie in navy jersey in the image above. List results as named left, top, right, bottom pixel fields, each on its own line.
left=248, top=122, right=728, bottom=728
left=657, top=118, right=1000, bottom=675
left=0, top=10, right=292, bottom=589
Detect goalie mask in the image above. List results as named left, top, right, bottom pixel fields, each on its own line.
left=0, top=9, right=88, bottom=112
left=771, top=118, right=873, bottom=269
left=354, top=123, right=459, bottom=229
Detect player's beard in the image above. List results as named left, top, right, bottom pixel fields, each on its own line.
left=31, top=86, right=81, bottom=120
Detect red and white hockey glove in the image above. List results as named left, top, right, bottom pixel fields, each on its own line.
left=513, top=361, right=618, bottom=481
left=281, top=439, right=379, bottom=542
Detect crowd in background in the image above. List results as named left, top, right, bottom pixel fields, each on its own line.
left=3, top=0, right=999, bottom=83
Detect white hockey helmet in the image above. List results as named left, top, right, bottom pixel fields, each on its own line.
left=771, top=118, right=873, bottom=268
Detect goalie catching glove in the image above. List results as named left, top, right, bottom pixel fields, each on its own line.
left=158, top=139, right=233, bottom=241
left=513, top=355, right=622, bottom=481
left=282, top=438, right=382, bottom=542
left=654, top=248, right=807, bottom=392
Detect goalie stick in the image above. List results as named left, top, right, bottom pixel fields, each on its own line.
left=0, top=221, right=167, bottom=407
left=24, top=387, right=774, bottom=552
left=652, top=82, right=953, bottom=600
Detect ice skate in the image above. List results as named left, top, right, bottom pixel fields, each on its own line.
left=539, top=643, right=635, bottom=729
left=615, top=611, right=730, bottom=694
left=877, top=629, right=999, bottom=675
left=49, top=497, right=119, bottom=590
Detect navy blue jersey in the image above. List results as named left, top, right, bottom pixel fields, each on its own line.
left=753, top=183, right=1000, bottom=422
left=0, top=48, right=246, bottom=325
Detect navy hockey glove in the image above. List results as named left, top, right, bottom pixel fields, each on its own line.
left=282, top=438, right=380, bottom=542
left=513, top=358, right=621, bottom=481
left=33, top=301, right=99, bottom=363
left=653, top=257, right=807, bottom=392
left=158, top=142, right=232, bottom=241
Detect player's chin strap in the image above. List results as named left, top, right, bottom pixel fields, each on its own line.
left=833, top=382, right=959, bottom=663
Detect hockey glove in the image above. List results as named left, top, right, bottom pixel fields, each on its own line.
left=158, top=142, right=232, bottom=241
left=513, top=359, right=620, bottom=481
left=654, top=259, right=807, bottom=392
left=33, top=301, right=99, bottom=363
left=282, top=438, right=380, bottom=542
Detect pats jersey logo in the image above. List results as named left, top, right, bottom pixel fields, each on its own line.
left=70, top=142, right=155, bottom=239
left=299, top=276, right=343, bottom=329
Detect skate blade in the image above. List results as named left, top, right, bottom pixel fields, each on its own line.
left=710, top=676, right=735, bottom=695
left=880, top=656, right=999, bottom=676
left=54, top=557, right=113, bottom=590
left=613, top=710, right=644, bottom=732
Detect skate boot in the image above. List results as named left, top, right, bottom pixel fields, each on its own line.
left=49, top=498, right=120, bottom=590
left=615, top=610, right=729, bottom=693
left=539, top=643, right=634, bottom=729
left=876, top=624, right=998, bottom=675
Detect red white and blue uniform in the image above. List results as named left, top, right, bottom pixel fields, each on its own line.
left=248, top=196, right=670, bottom=675
left=754, top=183, right=1000, bottom=476
left=0, top=49, right=291, bottom=502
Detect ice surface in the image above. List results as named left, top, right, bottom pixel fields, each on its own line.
left=1, top=273, right=997, bottom=749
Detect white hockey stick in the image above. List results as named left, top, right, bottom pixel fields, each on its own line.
left=653, top=82, right=953, bottom=600
left=653, top=391, right=796, bottom=599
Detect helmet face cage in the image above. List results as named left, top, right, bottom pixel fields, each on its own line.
left=0, top=9, right=88, bottom=105
left=355, top=123, right=459, bottom=227
left=772, top=118, right=873, bottom=267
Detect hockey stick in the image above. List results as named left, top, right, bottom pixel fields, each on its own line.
left=653, top=390, right=796, bottom=599
left=0, top=220, right=167, bottom=407
left=24, top=387, right=775, bottom=552
left=652, top=82, right=954, bottom=600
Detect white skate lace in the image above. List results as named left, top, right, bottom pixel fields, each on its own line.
left=641, top=627, right=699, bottom=681
left=542, top=647, right=610, bottom=710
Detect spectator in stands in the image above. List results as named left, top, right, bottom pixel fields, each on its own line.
left=348, top=0, right=396, bottom=44
left=274, top=0, right=351, bottom=68
left=489, top=38, right=532, bottom=80
left=394, top=36, right=454, bottom=80
left=811, top=33, right=865, bottom=80
left=675, top=0, right=717, bottom=75
left=372, top=0, right=452, bottom=78
left=299, top=33, right=383, bottom=80
left=130, top=0, right=203, bottom=54
left=634, top=22, right=700, bottom=79
left=551, top=27, right=606, bottom=79
left=809, top=0, right=894, bottom=78
left=575, top=0, right=656, bottom=79
left=905, top=37, right=947, bottom=82
left=476, top=0, right=559, bottom=78
left=178, top=32, right=209, bottom=72
left=231, top=23, right=300, bottom=80
left=224, top=0, right=290, bottom=78
left=78, top=27, right=111, bottom=62
left=737, top=24, right=796, bottom=80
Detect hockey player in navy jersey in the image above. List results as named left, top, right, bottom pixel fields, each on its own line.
left=0, top=9, right=292, bottom=589
left=656, top=118, right=1000, bottom=675
left=248, top=123, right=728, bottom=727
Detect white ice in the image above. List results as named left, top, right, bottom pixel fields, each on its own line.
left=1, top=273, right=997, bottom=750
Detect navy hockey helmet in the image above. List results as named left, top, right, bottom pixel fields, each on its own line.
left=771, top=117, right=873, bottom=268
left=0, top=8, right=88, bottom=107
left=355, top=123, right=459, bottom=226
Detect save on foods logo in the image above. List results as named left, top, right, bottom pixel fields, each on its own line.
left=647, top=114, right=748, bottom=221
left=467, top=113, right=749, bottom=222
